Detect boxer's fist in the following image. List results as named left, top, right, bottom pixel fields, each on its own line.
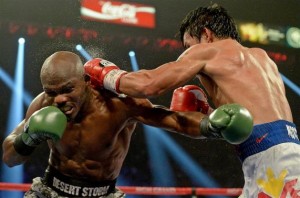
left=13, top=106, right=67, bottom=155
left=84, top=58, right=127, bottom=93
left=170, top=85, right=210, bottom=114
left=200, top=103, right=253, bottom=144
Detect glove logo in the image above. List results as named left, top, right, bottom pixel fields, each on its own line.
left=256, top=133, right=268, bottom=144
left=100, top=60, right=115, bottom=67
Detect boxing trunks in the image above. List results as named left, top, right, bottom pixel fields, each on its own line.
left=236, top=120, right=300, bottom=198
left=24, top=165, right=125, bottom=198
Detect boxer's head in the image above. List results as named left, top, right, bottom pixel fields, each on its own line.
left=178, top=3, right=241, bottom=47
left=40, top=51, right=89, bottom=121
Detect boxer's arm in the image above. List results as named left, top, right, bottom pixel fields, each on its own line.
left=131, top=100, right=204, bottom=138
left=2, top=93, right=46, bottom=167
left=84, top=45, right=218, bottom=98
left=130, top=99, right=253, bottom=144
left=2, top=120, right=29, bottom=166
left=118, top=45, right=218, bottom=98
left=129, top=98, right=210, bottom=138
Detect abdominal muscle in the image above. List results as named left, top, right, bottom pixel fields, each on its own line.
left=47, top=123, right=135, bottom=181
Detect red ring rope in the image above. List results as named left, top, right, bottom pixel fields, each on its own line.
left=0, top=182, right=242, bottom=196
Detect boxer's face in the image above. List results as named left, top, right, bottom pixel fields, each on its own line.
left=42, top=76, right=88, bottom=121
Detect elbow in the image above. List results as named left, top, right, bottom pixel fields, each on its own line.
left=2, top=144, right=11, bottom=167
left=2, top=153, right=25, bottom=167
left=2, top=142, right=13, bottom=167
left=2, top=140, right=24, bottom=167
left=2, top=154, right=14, bottom=167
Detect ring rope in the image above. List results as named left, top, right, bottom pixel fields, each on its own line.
left=0, top=182, right=242, bottom=196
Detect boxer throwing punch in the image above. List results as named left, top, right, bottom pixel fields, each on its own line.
left=84, top=4, right=300, bottom=197
left=3, top=51, right=252, bottom=198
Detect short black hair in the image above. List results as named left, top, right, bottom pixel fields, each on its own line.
left=178, top=3, right=241, bottom=43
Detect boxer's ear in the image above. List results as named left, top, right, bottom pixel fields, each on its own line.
left=202, top=28, right=214, bottom=43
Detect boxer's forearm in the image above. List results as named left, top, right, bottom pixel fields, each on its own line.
left=2, top=134, right=29, bottom=167
left=118, top=63, right=195, bottom=98
left=118, top=71, right=166, bottom=98
left=86, top=57, right=201, bottom=97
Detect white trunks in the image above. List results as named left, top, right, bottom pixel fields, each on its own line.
left=237, top=120, right=300, bottom=197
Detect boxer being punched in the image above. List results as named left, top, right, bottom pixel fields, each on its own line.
left=2, top=51, right=252, bottom=198
left=84, top=4, right=300, bottom=197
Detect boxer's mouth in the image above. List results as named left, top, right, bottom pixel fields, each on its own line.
left=61, top=106, right=74, bottom=115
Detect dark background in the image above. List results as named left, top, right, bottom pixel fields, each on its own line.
left=0, top=0, right=299, bottom=197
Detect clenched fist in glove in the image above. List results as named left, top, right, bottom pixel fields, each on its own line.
left=13, top=106, right=67, bottom=156
left=84, top=58, right=127, bottom=93
left=170, top=85, right=212, bottom=114
left=200, top=103, right=253, bottom=144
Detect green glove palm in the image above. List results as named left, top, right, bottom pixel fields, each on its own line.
left=201, top=103, right=253, bottom=144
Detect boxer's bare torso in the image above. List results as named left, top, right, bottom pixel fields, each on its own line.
left=16, top=89, right=137, bottom=181
left=183, top=38, right=293, bottom=124
left=47, top=90, right=137, bottom=181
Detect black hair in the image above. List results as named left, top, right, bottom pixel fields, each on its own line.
left=178, top=3, right=241, bottom=43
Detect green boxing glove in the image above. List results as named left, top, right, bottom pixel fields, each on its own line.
left=13, top=106, right=67, bottom=156
left=200, top=103, right=253, bottom=144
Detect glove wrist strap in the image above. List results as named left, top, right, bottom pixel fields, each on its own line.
left=13, top=134, right=36, bottom=156
left=103, top=70, right=127, bottom=94
left=200, top=117, right=223, bottom=139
